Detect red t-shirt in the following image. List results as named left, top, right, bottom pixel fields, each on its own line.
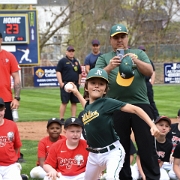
left=0, top=119, right=22, bottom=166
left=0, top=49, right=20, bottom=102
left=44, top=139, right=88, bottom=176
left=37, top=135, right=66, bottom=165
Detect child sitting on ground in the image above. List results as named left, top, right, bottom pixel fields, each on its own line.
left=30, top=118, right=65, bottom=179
left=164, top=109, right=180, bottom=179
left=168, top=143, right=180, bottom=179
left=43, top=117, right=89, bottom=180
left=131, top=116, right=172, bottom=180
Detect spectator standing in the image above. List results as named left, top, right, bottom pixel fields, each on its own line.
left=95, top=24, right=160, bottom=179
left=84, top=39, right=101, bottom=74
left=0, top=32, right=25, bottom=165
left=0, top=32, right=21, bottom=121
left=56, top=46, right=82, bottom=123
left=138, top=45, right=160, bottom=120
left=30, top=118, right=65, bottom=179
left=0, top=97, right=22, bottom=180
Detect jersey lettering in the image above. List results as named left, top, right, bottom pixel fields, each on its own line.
left=0, top=132, right=14, bottom=147
left=172, top=136, right=180, bottom=143
left=82, top=110, right=99, bottom=125
left=59, top=154, right=84, bottom=169
left=156, top=151, right=165, bottom=158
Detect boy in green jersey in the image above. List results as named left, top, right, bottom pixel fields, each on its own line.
left=69, top=67, right=159, bottom=180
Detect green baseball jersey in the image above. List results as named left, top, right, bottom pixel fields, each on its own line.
left=95, top=49, right=150, bottom=104
left=82, top=97, right=126, bottom=148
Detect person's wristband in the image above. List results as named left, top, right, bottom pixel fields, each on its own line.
left=15, top=97, right=20, bottom=101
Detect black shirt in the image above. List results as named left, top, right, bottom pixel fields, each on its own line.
left=56, top=56, right=82, bottom=82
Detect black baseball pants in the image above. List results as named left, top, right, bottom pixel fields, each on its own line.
left=113, top=104, right=160, bottom=180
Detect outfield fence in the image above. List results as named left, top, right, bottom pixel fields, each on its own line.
left=20, top=62, right=166, bottom=88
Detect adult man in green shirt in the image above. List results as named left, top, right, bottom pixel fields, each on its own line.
left=95, top=24, right=160, bottom=180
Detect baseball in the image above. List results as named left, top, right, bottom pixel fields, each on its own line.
left=64, top=83, right=73, bottom=92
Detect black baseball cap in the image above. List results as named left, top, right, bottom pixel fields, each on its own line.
left=0, top=98, right=5, bottom=106
left=64, top=117, right=83, bottom=128
left=92, top=39, right=100, bottom=45
left=0, top=33, right=2, bottom=38
left=47, top=118, right=63, bottom=128
left=155, top=116, right=171, bottom=126
left=138, top=45, right=146, bottom=51
left=178, top=109, right=180, bottom=116
left=67, top=46, right=75, bottom=51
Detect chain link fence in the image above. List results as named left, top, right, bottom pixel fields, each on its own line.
left=20, top=60, right=166, bottom=88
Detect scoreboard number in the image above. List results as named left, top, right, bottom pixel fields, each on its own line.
left=0, top=14, right=29, bottom=44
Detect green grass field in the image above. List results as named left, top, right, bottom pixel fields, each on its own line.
left=154, top=84, right=180, bottom=118
left=18, top=87, right=84, bottom=121
left=19, top=85, right=180, bottom=179
left=18, top=84, right=180, bottom=122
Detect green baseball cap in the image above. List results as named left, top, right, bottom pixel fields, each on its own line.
left=86, top=68, right=109, bottom=83
left=116, top=55, right=135, bottom=86
left=110, top=24, right=128, bottom=37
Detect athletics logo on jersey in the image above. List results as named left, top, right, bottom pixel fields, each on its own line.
left=83, top=110, right=99, bottom=125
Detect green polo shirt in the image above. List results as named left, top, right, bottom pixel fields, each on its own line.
left=95, top=49, right=151, bottom=104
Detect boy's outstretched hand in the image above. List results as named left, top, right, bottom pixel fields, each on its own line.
left=150, top=125, right=160, bottom=137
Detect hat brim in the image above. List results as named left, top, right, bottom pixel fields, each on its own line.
left=155, top=116, right=171, bottom=126
left=111, top=32, right=128, bottom=37
left=116, top=72, right=134, bottom=86
left=86, top=76, right=109, bottom=83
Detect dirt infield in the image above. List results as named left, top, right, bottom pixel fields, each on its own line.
left=17, top=118, right=179, bottom=141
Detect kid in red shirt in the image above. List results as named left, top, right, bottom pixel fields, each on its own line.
left=30, top=118, right=65, bottom=179
left=0, top=97, right=22, bottom=180
left=43, top=117, right=88, bottom=180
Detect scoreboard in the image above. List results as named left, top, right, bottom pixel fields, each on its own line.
left=0, top=14, right=29, bottom=44
left=0, top=10, right=39, bottom=65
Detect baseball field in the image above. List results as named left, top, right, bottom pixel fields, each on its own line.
left=17, top=85, right=180, bottom=179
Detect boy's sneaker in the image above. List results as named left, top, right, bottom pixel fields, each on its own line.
left=17, top=153, right=26, bottom=163
left=60, top=118, right=65, bottom=125
left=21, top=174, right=29, bottom=180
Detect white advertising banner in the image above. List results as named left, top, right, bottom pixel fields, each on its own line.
left=0, top=0, right=37, bottom=4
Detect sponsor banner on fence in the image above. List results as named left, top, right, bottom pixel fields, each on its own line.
left=164, top=63, right=180, bottom=83
left=34, top=66, right=87, bottom=87
left=34, top=66, right=58, bottom=87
